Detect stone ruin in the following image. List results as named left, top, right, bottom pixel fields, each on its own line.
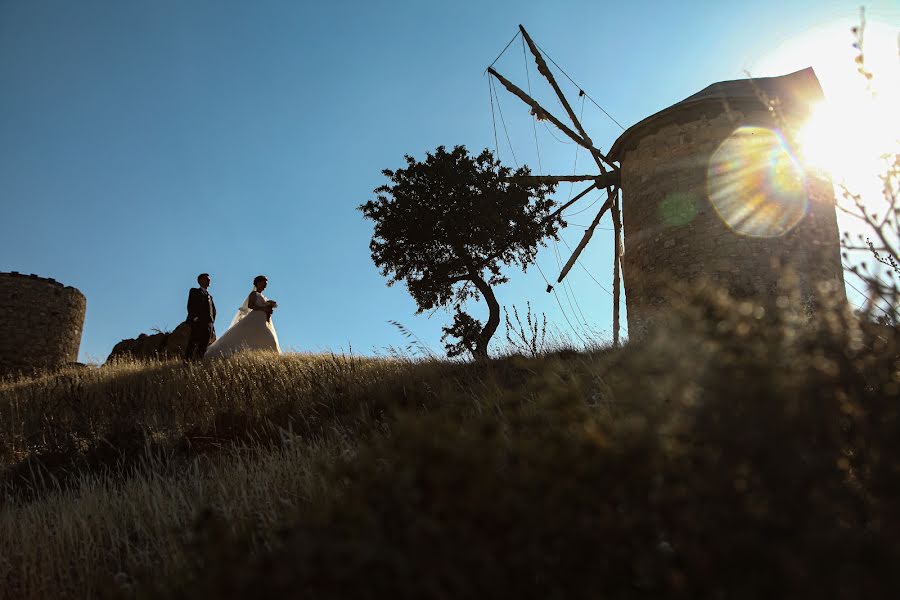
left=106, top=321, right=193, bottom=362
left=0, top=272, right=86, bottom=375
left=0, top=270, right=195, bottom=370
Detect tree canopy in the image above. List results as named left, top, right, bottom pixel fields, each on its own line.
left=359, top=145, right=561, bottom=358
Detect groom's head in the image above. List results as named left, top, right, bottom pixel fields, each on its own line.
left=197, top=273, right=210, bottom=289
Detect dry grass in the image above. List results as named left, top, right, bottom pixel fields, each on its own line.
left=2, top=286, right=899, bottom=598
left=0, top=352, right=415, bottom=598
left=0, top=437, right=342, bottom=598
left=0, top=349, right=619, bottom=598
left=1, top=353, right=410, bottom=484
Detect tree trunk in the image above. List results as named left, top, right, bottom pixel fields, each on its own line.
left=467, top=270, right=501, bottom=359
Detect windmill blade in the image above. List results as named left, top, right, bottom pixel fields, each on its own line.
left=507, top=171, right=620, bottom=188
left=488, top=67, right=595, bottom=153
left=611, top=191, right=623, bottom=346
left=556, top=186, right=618, bottom=283
left=519, top=25, right=617, bottom=173
left=509, top=174, right=599, bottom=184
left=548, top=182, right=597, bottom=220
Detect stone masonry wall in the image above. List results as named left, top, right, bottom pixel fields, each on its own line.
left=619, top=105, right=846, bottom=337
left=0, top=272, right=86, bottom=374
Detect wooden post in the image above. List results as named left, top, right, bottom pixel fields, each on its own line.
left=611, top=190, right=622, bottom=347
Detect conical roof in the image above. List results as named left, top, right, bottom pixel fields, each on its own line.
left=607, top=67, right=825, bottom=162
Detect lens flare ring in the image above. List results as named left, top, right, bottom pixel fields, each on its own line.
left=706, top=126, right=808, bottom=237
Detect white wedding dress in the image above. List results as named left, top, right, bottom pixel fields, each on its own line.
left=204, top=290, right=281, bottom=359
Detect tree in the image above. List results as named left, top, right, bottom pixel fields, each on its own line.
left=837, top=11, right=899, bottom=325
left=359, top=145, right=560, bottom=359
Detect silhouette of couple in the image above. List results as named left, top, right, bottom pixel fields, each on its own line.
left=184, top=273, right=281, bottom=360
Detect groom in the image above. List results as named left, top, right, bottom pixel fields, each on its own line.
left=184, top=273, right=217, bottom=360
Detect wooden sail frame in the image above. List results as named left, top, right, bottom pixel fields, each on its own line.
left=488, top=25, right=624, bottom=345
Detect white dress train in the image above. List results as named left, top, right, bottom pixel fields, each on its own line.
left=205, top=291, right=281, bottom=358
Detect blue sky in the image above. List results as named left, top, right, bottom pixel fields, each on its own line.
left=1, top=0, right=897, bottom=361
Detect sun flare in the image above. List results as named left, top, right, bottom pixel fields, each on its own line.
left=707, top=127, right=809, bottom=237
left=797, top=95, right=899, bottom=186
left=754, top=17, right=900, bottom=194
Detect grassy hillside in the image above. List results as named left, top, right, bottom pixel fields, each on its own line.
left=2, top=286, right=899, bottom=598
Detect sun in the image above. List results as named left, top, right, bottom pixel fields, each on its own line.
left=796, top=97, right=896, bottom=186
left=752, top=16, right=900, bottom=194
left=750, top=14, right=899, bottom=303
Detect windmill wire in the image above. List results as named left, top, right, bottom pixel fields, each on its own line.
left=520, top=37, right=588, bottom=331
left=562, top=249, right=595, bottom=329
left=486, top=31, right=616, bottom=342
left=849, top=299, right=870, bottom=316
left=844, top=268, right=894, bottom=318
left=843, top=263, right=897, bottom=319
left=551, top=237, right=582, bottom=320
left=849, top=264, right=896, bottom=293
left=558, top=235, right=615, bottom=297
left=547, top=198, right=593, bottom=331
left=522, top=36, right=543, bottom=175
left=534, top=259, right=590, bottom=346
left=534, top=255, right=587, bottom=344
left=551, top=93, right=610, bottom=328
left=566, top=96, right=586, bottom=202
left=529, top=87, right=604, bottom=335
left=847, top=278, right=895, bottom=320
left=842, top=248, right=897, bottom=290
left=549, top=208, right=591, bottom=328
left=866, top=265, right=897, bottom=290
left=550, top=286, right=590, bottom=346
left=549, top=145, right=593, bottom=329
left=552, top=237, right=592, bottom=329
left=843, top=260, right=893, bottom=292
left=486, top=30, right=521, bottom=72
left=566, top=222, right=614, bottom=230
left=490, top=77, right=518, bottom=168
left=488, top=77, right=500, bottom=161
left=563, top=195, right=603, bottom=218
left=569, top=286, right=592, bottom=330
left=565, top=278, right=592, bottom=330
left=534, top=41, right=626, bottom=131
left=874, top=270, right=897, bottom=289
left=541, top=120, right=574, bottom=144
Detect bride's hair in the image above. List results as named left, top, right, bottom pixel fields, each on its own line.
left=253, top=275, right=267, bottom=287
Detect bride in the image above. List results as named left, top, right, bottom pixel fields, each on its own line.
left=205, top=275, right=281, bottom=359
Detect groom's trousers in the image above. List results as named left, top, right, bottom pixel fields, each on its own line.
left=184, top=321, right=215, bottom=360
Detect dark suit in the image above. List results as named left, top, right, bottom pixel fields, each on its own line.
left=184, top=287, right=216, bottom=360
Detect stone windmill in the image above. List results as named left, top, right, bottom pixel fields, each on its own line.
left=488, top=26, right=846, bottom=343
